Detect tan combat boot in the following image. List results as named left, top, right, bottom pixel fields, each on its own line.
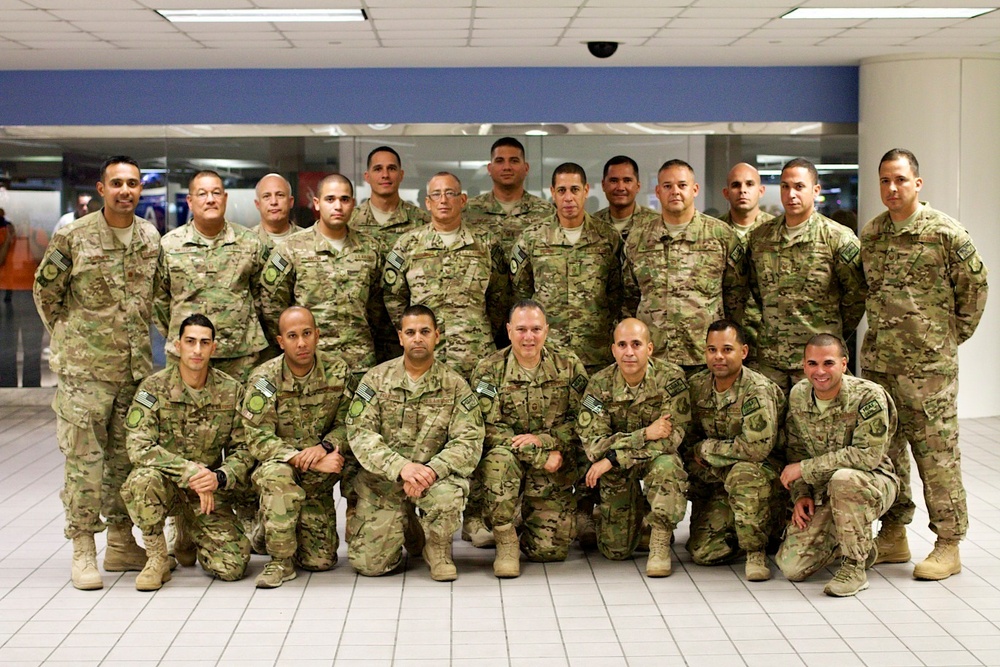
left=135, top=533, right=172, bottom=591
left=104, top=522, right=148, bottom=572
left=913, top=538, right=961, bottom=580
left=71, top=534, right=103, bottom=590
left=172, top=515, right=197, bottom=567
left=423, top=531, right=458, bottom=582
left=255, top=557, right=296, bottom=589
left=462, top=515, right=494, bottom=548
left=873, top=522, right=911, bottom=564
left=492, top=524, right=520, bottom=578
left=745, top=551, right=771, bottom=582
left=824, top=557, right=868, bottom=597
left=646, top=525, right=673, bottom=577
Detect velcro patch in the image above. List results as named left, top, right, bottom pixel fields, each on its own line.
left=512, top=245, right=528, bottom=264
left=355, top=382, right=375, bottom=403
left=859, top=398, right=883, bottom=420
left=582, top=394, right=604, bottom=414
left=741, top=396, right=761, bottom=416
left=48, top=249, right=71, bottom=272
left=460, top=393, right=479, bottom=413
left=253, top=377, right=277, bottom=398
left=386, top=250, right=404, bottom=271
left=571, top=374, right=588, bottom=393
left=475, top=379, right=498, bottom=398
left=728, top=244, right=745, bottom=264
left=665, top=378, right=687, bottom=397
left=135, top=390, right=157, bottom=409
left=839, top=242, right=860, bottom=264
left=956, top=240, right=976, bottom=262
left=269, top=252, right=288, bottom=272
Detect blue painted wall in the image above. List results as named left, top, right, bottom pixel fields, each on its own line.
left=0, top=66, right=858, bottom=126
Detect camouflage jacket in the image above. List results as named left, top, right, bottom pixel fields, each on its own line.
left=510, top=213, right=623, bottom=369
left=261, top=225, right=383, bottom=371
left=347, top=357, right=484, bottom=482
left=33, top=210, right=160, bottom=382
left=351, top=199, right=429, bottom=251
left=154, top=221, right=269, bottom=359
left=719, top=210, right=775, bottom=356
left=464, top=190, right=554, bottom=254
left=593, top=203, right=660, bottom=243
left=785, top=375, right=898, bottom=503
left=250, top=221, right=302, bottom=249
left=860, top=203, right=988, bottom=377
left=124, top=366, right=252, bottom=488
left=577, top=358, right=692, bottom=468
left=687, top=366, right=785, bottom=468
left=241, top=351, right=355, bottom=463
left=747, top=211, right=867, bottom=370
left=622, top=211, right=749, bottom=367
left=471, top=345, right=586, bottom=470
left=383, top=221, right=506, bottom=378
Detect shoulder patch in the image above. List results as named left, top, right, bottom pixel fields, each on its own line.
left=728, top=243, right=745, bottom=264
left=355, top=382, right=375, bottom=403
left=246, top=392, right=267, bottom=414
left=345, top=373, right=359, bottom=396
left=741, top=396, right=761, bottom=416
left=859, top=398, right=883, bottom=420
left=582, top=394, right=604, bottom=415
left=386, top=250, right=404, bottom=271
left=475, top=379, right=498, bottom=398
left=665, top=378, right=688, bottom=397
left=125, top=407, right=145, bottom=429
left=263, top=252, right=287, bottom=285
left=460, top=393, right=479, bottom=413
left=839, top=241, right=860, bottom=264
left=577, top=410, right=593, bottom=428
left=48, top=248, right=71, bottom=272
left=510, top=244, right=528, bottom=275
left=571, top=374, right=588, bottom=394
left=135, top=390, right=157, bottom=409
left=269, top=252, right=288, bottom=272
left=252, top=377, right=277, bottom=399
left=956, top=240, right=976, bottom=262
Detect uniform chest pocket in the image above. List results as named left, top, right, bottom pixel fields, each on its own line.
left=72, top=251, right=119, bottom=308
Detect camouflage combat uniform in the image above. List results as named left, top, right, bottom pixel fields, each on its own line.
left=351, top=200, right=429, bottom=362
left=465, top=190, right=554, bottom=255
left=261, top=225, right=383, bottom=374
left=747, top=212, right=867, bottom=392
left=622, top=212, right=748, bottom=371
left=593, top=203, right=660, bottom=242
left=153, top=221, right=270, bottom=383
left=510, top=214, right=623, bottom=373
left=250, top=221, right=302, bottom=362
left=577, top=358, right=692, bottom=560
left=383, top=222, right=506, bottom=379
left=242, top=351, right=354, bottom=571
left=776, top=375, right=899, bottom=580
left=472, top=345, right=586, bottom=562
left=121, top=366, right=253, bottom=580
left=346, top=358, right=484, bottom=576
left=33, top=210, right=160, bottom=539
left=860, top=203, right=988, bottom=541
left=250, top=221, right=301, bottom=247
left=718, top=210, right=775, bottom=361
left=686, top=366, right=785, bottom=565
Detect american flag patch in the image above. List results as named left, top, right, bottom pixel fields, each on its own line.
left=253, top=377, right=277, bottom=398
left=135, top=390, right=157, bottom=409
left=269, top=253, right=288, bottom=271
left=49, top=249, right=70, bottom=271
left=582, top=394, right=604, bottom=414
left=356, top=382, right=375, bottom=403
left=475, top=379, right=498, bottom=398
left=386, top=250, right=404, bottom=271
left=512, top=245, right=528, bottom=264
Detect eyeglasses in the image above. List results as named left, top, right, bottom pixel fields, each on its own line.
left=427, top=190, right=461, bottom=201
left=192, top=189, right=224, bottom=201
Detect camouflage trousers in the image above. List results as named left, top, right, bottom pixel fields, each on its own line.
left=687, top=460, right=777, bottom=564
left=480, top=446, right=576, bottom=562
left=121, top=467, right=250, bottom=581
left=865, top=371, right=966, bottom=540
left=53, top=376, right=138, bottom=539
left=253, top=460, right=339, bottom=571
left=754, top=363, right=805, bottom=395
left=594, top=452, right=688, bottom=560
left=777, top=468, right=897, bottom=581
left=348, top=468, right=468, bottom=577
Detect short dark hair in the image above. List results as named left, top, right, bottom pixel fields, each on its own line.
left=658, top=159, right=695, bottom=175
left=551, top=162, right=587, bottom=187
left=491, top=137, right=526, bottom=158
left=805, top=333, right=848, bottom=358
left=317, top=173, right=354, bottom=197
left=706, top=319, right=745, bottom=346
left=100, top=156, right=140, bottom=182
left=188, top=170, right=223, bottom=191
left=509, top=298, right=546, bottom=322
left=781, top=158, right=819, bottom=186
left=879, top=148, right=920, bottom=177
left=398, top=304, right=437, bottom=330
left=367, top=146, right=402, bottom=169
left=603, top=155, right=639, bottom=180
left=178, top=313, right=215, bottom=340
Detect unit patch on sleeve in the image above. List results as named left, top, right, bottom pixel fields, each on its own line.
left=571, top=374, right=588, bottom=393
left=741, top=396, right=761, bottom=416
left=665, top=378, right=688, bottom=397
left=460, top=393, right=479, bottom=414
left=859, top=398, right=883, bottom=420
left=956, top=240, right=976, bottom=262
left=510, top=244, right=528, bottom=275
left=839, top=242, right=860, bottom=264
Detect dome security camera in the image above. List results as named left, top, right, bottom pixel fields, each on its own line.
left=587, top=41, right=619, bottom=59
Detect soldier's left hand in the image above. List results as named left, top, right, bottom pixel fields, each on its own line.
left=780, top=462, right=803, bottom=490
left=312, top=447, right=345, bottom=474
left=585, top=458, right=613, bottom=487
left=198, top=490, right=215, bottom=515
left=189, top=465, right=219, bottom=494
left=543, top=450, right=563, bottom=473
left=511, top=433, right=543, bottom=449
left=290, top=444, right=327, bottom=471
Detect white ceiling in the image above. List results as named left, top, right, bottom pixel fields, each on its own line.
left=0, top=0, right=998, bottom=70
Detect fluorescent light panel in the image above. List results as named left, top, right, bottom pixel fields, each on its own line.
left=157, top=9, right=367, bottom=23
left=783, top=7, right=995, bottom=20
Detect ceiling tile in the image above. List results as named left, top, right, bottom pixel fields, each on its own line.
left=570, top=18, right=668, bottom=28
left=373, top=19, right=469, bottom=30
left=473, top=18, right=569, bottom=29
left=474, top=7, right=577, bottom=18
left=48, top=9, right=158, bottom=21
left=368, top=8, right=470, bottom=19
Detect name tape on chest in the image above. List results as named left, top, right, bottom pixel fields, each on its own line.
left=582, top=394, right=604, bottom=415
left=741, top=396, right=761, bottom=416
left=475, top=379, right=498, bottom=398
left=859, top=398, right=883, bottom=421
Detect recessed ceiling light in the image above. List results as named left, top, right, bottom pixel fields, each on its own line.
left=157, top=9, right=367, bottom=23
left=783, top=7, right=995, bottom=20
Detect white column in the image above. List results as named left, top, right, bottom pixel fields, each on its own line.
left=859, top=53, right=1000, bottom=418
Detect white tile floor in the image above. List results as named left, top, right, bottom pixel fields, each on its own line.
left=2, top=404, right=999, bottom=667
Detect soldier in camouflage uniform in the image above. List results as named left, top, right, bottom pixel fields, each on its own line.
left=622, top=159, right=748, bottom=375
left=471, top=300, right=586, bottom=577
left=686, top=320, right=785, bottom=582
left=718, top=163, right=775, bottom=362
left=242, top=307, right=354, bottom=588
left=383, top=171, right=506, bottom=380
left=154, top=170, right=270, bottom=384
left=261, top=174, right=383, bottom=376
left=593, top=155, right=660, bottom=242
left=777, top=334, right=898, bottom=597
left=33, top=156, right=158, bottom=590
left=347, top=305, right=484, bottom=581
left=862, top=149, right=988, bottom=580
left=746, top=158, right=867, bottom=392
left=351, top=146, right=430, bottom=363
left=121, top=314, right=254, bottom=590
left=578, top=318, right=691, bottom=577
left=510, top=162, right=623, bottom=375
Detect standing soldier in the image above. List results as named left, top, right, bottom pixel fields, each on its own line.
left=746, top=158, right=867, bottom=392
left=121, top=314, right=253, bottom=590
left=347, top=305, right=484, bottom=582
left=34, top=155, right=159, bottom=590
left=593, top=155, right=660, bottom=241
left=623, top=159, right=748, bottom=376
left=243, top=307, right=353, bottom=588
left=472, top=300, right=587, bottom=578
left=686, top=320, right=785, bottom=582
left=251, top=173, right=301, bottom=246
left=862, top=149, right=988, bottom=580
left=578, top=318, right=691, bottom=577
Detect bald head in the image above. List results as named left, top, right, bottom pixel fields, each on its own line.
left=278, top=306, right=316, bottom=336
left=614, top=318, right=651, bottom=345
left=723, top=162, right=765, bottom=220
left=255, top=173, right=291, bottom=198
left=255, top=173, right=294, bottom=231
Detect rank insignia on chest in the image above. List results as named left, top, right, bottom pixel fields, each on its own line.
left=135, top=390, right=157, bottom=409
left=582, top=394, right=604, bottom=415
left=475, top=379, right=498, bottom=398
left=741, top=396, right=761, bottom=416
left=859, top=399, right=882, bottom=420
left=253, top=377, right=277, bottom=399
left=571, top=374, right=588, bottom=394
